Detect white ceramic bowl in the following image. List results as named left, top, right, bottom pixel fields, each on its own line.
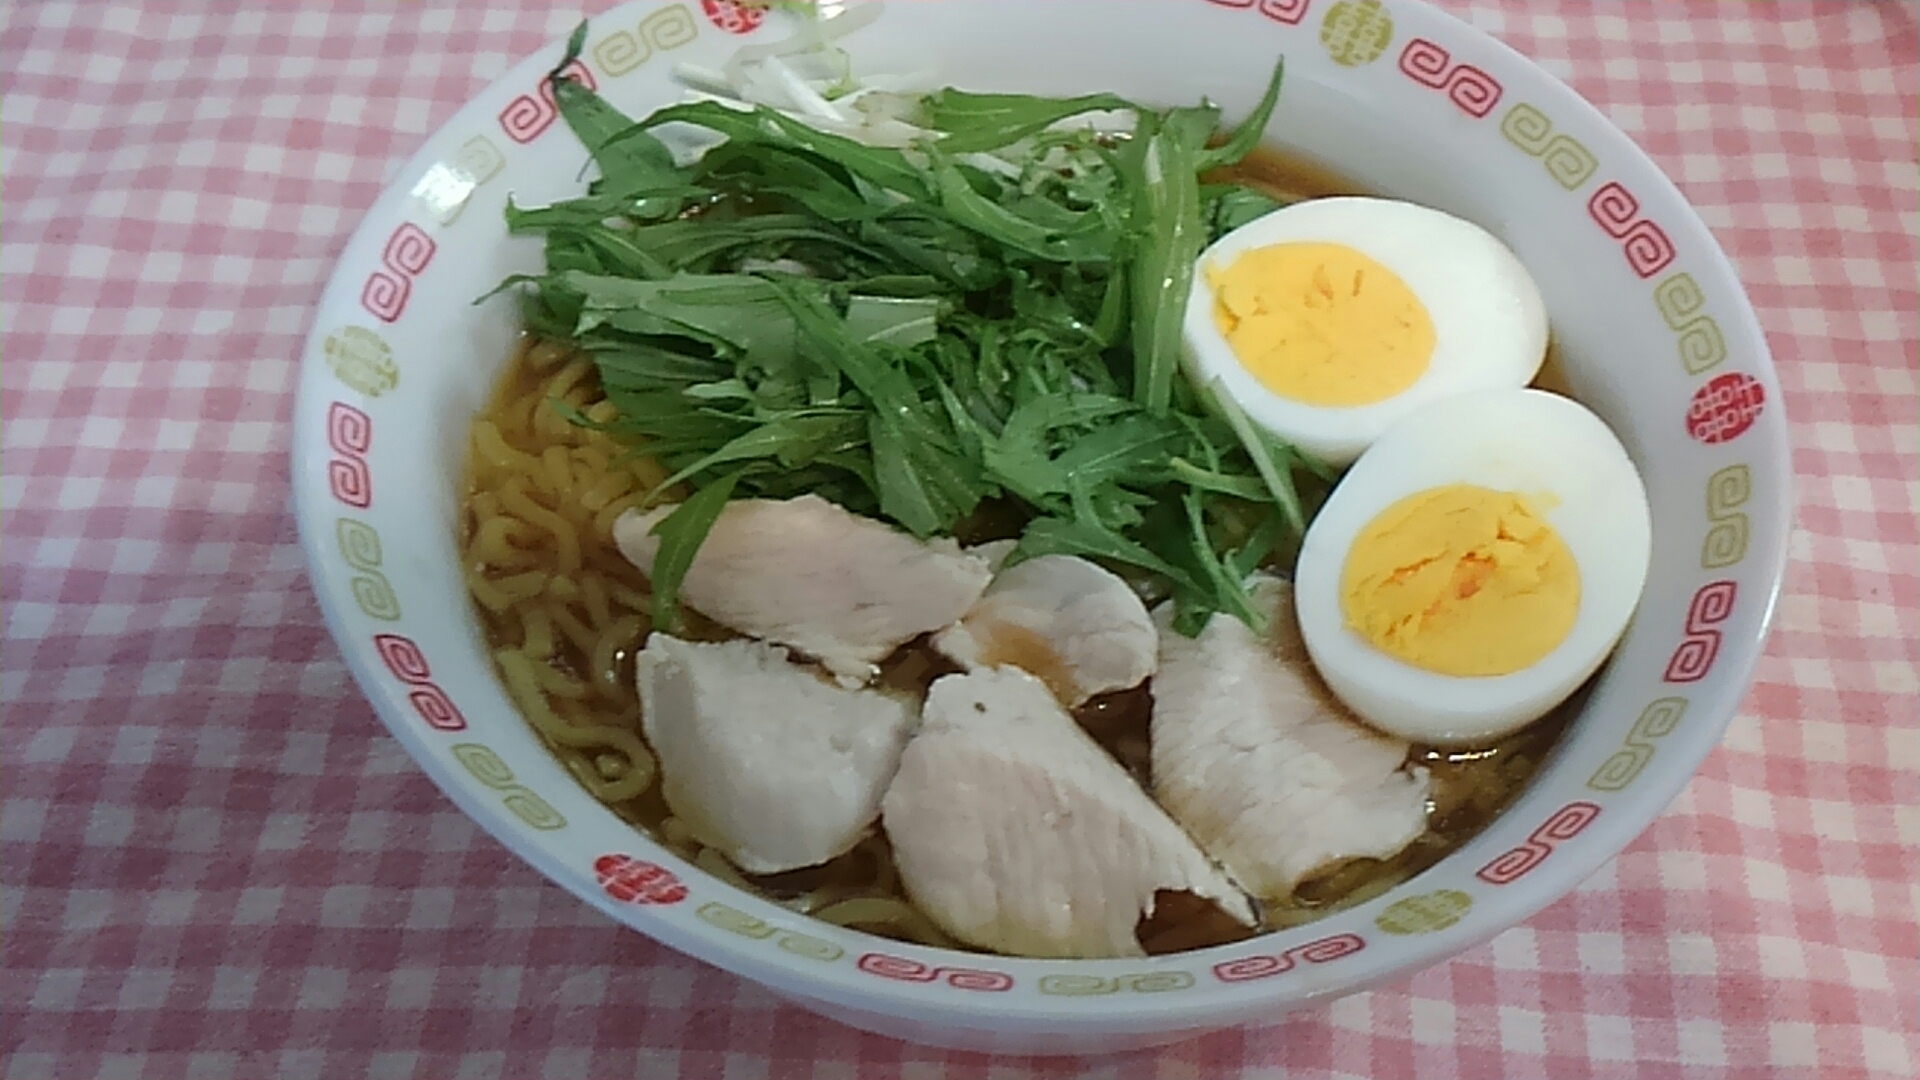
left=292, top=0, right=1790, bottom=1055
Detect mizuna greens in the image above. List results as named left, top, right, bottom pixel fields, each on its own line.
left=498, top=22, right=1330, bottom=634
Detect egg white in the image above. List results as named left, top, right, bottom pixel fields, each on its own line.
left=1292, top=389, right=1652, bottom=745
left=1183, top=196, right=1548, bottom=467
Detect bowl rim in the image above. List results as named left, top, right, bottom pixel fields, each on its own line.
left=290, top=0, right=1794, bottom=1025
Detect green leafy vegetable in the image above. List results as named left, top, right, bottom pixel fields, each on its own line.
left=919, top=88, right=1137, bottom=153
left=1196, top=57, right=1286, bottom=174
left=550, top=22, right=681, bottom=188
left=1203, top=183, right=1290, bottom=241
left=498, top=29, right=1323, bottom=631
left=1129, top=106, right=1215, bottom=412
left=646, top=469, right=745, bottom=630
left=1017, top=514, right=1203, bottom=593
left=1207, top=376, right=1307, bottom=536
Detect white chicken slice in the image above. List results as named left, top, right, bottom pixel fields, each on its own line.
left=614, top=495, right=992, bottom=682
left=636, top=633, right=917, bottom=875
left=964, top=538, right=1020, bottom=574
left=881, top=668, right=1255, bottom=959
left=931, top=554, right=1158, bottom=708
left=1151, top=575, right=1432, bottom=899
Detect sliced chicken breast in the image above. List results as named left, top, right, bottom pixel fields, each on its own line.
left=1151, top=575, right=1431, bottom=899
left=964, top=538, right=1019, bottom=574
left=636, top=633, right=917, bottom=875
left=881, top=668, right=1255, bottom=959
left=932, top=554, right=1158, bottom=708
left=615, top=495, right=992, bottom=681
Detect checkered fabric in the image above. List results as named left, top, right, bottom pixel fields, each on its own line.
left=3, top=2, right=1915, bottom=1077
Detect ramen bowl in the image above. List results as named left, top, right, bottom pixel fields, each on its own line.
left=292, top=0, right=1789, bottom=1054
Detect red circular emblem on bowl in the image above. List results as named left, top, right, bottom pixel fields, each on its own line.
left=594, top=854, right=689, bottom=905
left=1685, top=372, right=1766, bottom=444
left=701, top=0, right=765, bottom=34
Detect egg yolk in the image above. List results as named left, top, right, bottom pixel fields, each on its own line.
left=1208, top=242, right=1436, bottom=406
left=1339, top=484, right=1579, bottom=677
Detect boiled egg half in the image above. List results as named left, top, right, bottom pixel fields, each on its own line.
left=1183, top=196, right=1548, bottom=466
left=1292, top=389, right=1651, bottom=745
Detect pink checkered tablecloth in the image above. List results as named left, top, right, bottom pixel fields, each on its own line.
left=3, top=1, right=1916, bottom=1076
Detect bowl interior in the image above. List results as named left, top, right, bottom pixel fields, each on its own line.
left=292, top=0, right=1791, bottom=1044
